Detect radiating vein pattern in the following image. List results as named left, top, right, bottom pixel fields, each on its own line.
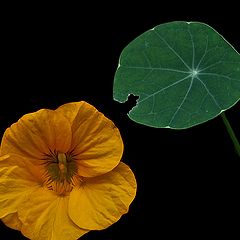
left=113, top=21, right=240, bottom=128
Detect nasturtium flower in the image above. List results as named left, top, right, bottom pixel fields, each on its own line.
left=0, top=101, right=136, bottom=240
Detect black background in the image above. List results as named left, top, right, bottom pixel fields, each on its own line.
left=1, top=2, right=240, bottom=239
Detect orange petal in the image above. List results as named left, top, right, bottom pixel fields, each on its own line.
left=1, top=109, right=72, bottom=160
left=0, top=154, right=45, bottom=183
left=0, top=165, right=40, bottom=219
left=0, top=154, right=9, bottom=162
left=56, top=101, right=123, bottom=177
left=18, top=188, right=88, bottom=240
left=1, top=212, right=22, bottom=231
left=68, top=162, right=137, bottom=230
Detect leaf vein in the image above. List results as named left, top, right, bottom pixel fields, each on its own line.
left=153, top=29, right=191, bottom=71
left=168, top=77, right=194, bottom=126
left=138, top=75, right=191, bottom=104
left=196, top=76, right=221, bottom=110
left=122, top=65, right=189, bottom=74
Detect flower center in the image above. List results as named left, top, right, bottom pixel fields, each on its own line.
left=42, top=150, right=80, bottom=195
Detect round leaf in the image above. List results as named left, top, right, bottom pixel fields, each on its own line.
left=113, top=21, right=240, bottom=129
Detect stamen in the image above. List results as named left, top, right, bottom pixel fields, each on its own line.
left=57, top=153, right=67, bottom=178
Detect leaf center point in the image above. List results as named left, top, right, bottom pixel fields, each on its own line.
left=191, top=69, right=199, bottom=78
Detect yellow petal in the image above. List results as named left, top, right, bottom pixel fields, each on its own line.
left=56, top=101, right=123, bottom=177
left=18, top=188, right=88, bottom=240
left=0, top=154, right=9, bottom=162
left=68, top=162, right=137, bottom=230
left=1, top=212, right=22, bottom=231
left=1, top=109, right=72, bottom=159
left=0, top=154, right=45, bottom=184
left=0, top=165, right=40, bottom=219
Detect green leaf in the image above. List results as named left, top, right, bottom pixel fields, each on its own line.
left=113, top=21, right=240, bottom=129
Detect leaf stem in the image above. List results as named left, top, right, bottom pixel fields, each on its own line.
left=221, top=112, right=240, bottom=157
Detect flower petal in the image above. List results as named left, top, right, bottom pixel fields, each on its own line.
left=0, top=154, right=9, bottom=162
left=1, top=212, right=22, bottom=231
left=68, top=162, right=137, bottom=230
left=56, top=101, right=123, bottom=177
left=18, top=188, right=88, bottom=240
left=1, top=109, right=72, bottom=159
left=0, top=165, right=40, bottom=219
left=0, top=154, right=45, bottom=184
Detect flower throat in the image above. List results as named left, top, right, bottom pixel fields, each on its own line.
left=43, top=150, right=80, bottom=195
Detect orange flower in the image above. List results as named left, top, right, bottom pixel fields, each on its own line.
left=0, top=101, right=136, bottom=240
